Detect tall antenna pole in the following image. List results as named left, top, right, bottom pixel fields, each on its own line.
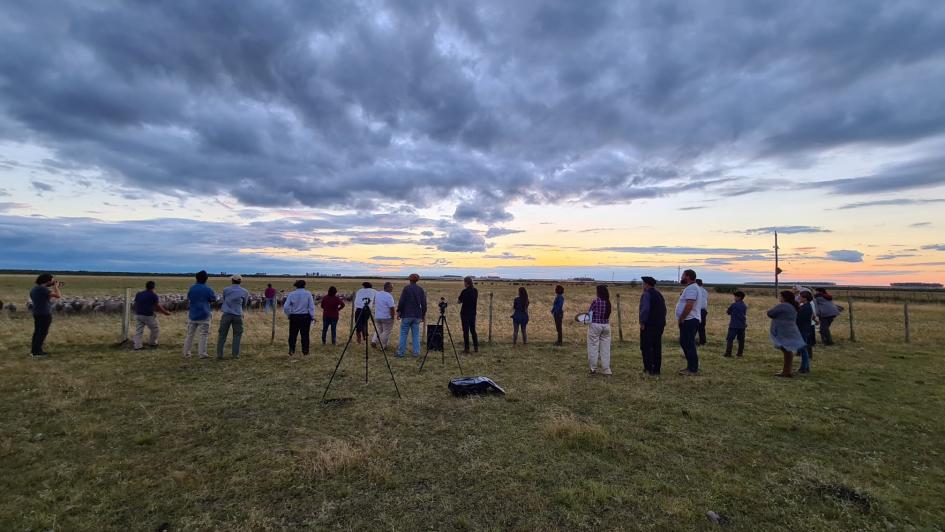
left=774, top=231, right=780, bottom=298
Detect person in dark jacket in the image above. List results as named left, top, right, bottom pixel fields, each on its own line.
left=29, top=273, right=62, bottom=357
left=796, top=291, right=817, bottom=374
left=724, top=291, right=748, bottom=357
left=396, top=273, right=427, bottom=357
left=638, top=276, right=666, bottom=375
left=512, top=287, right=529, bottom=345
left=320, top=286, right=345, bottom=345
left=457, top=276, right=479, bottom=353
left=551, top=285, right=565, bottom=346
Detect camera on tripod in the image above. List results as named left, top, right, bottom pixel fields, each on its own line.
left=438, top=297, right=448, bottom=314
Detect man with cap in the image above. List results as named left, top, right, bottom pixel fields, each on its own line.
left=217, top=274, right=249, bottom=359
left=638, top=276, right=667, bottom=376
left=397, top=273, right=427, bottom=357
left=354, top=281, right=376, bottom=344
left=371, top=282, right=397, bottom=349
left=696, top=279, right=709, bottom=345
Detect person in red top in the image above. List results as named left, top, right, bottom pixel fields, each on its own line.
left=264, top=283, right=277, bottom=313
left=320, top=286, right=345, bottom=345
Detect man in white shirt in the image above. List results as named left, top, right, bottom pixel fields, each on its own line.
left=696, top=279, right=709, bottom=345
left=354, top=281, right=377, bottom=344
left=676, top=269, right=701, bottom=375
left=371, top=282, right=396, bottom=349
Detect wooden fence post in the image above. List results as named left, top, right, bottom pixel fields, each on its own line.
left=121, top=287, right=132, bottom=344
left=615, top=293, right=624, bottom=342
left=847, top=296, right=856, bottom=342
left=270, top=303, right=276, bottom=345
left=904, top=302, right=910, bottom=343
left=488, top=292, right=493, bottom=344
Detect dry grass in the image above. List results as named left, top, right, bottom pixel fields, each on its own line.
left=1, top=275, right=944, bottom=530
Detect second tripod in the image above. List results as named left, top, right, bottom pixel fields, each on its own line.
left=418, top=298, right=464, bottom=374
left=322, top=298, right=401, bottom=400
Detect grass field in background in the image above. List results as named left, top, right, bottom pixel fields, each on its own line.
left=1, top=275, right=944, bottom=530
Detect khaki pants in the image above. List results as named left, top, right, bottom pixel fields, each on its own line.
left=183, top=317, right=212, bottom=358
left=133, top=314, right=160, bottom=349
left=372, top=319, right=394, bottom=349
left=587, top=323, right=612, bottom=373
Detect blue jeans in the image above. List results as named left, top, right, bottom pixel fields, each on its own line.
left=799, top=346, right=811, bottom=371
left=679, top=319, right=700, bottom=372
left=398, top=318, right=422, bottom=356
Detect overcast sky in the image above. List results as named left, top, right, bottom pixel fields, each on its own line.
left=2, top=1, right=944, bottom=284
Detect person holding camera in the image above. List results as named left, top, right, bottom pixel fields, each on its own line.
left=396, top=273, right=426, bottom=357
left=457, top=276, right=478, bottom=353
left=354, top=281, right=377, bottom=344
left=29, top=273, right=62, bottom=357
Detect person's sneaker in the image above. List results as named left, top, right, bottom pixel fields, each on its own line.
left=199, top=355, right=209, bottom=359
left=183, top=352, right=192, bottom=358
left=396, top=353, right=405, bottom=358
left=134, top=347, right=144, bottom=351
left=288, top=352, right=294, bottom=357
left=148, top=344, right=159, bottom=349
left=30, top=352, right=48, bottom=358
left=602, top=369, right=613, bottom=376
left=677, top=368, right=690, bottom=375
left=775, top=372, right=793, bottom=378
left=736, top=353, right=743, bottom=357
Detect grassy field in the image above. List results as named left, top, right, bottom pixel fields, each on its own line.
left=1, top=275, right=944, bottom=530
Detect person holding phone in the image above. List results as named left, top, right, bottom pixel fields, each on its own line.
left=29, top=273, right=62, bottom=357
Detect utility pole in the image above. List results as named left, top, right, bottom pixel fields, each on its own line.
left=774, top=231, right=780, bottom=298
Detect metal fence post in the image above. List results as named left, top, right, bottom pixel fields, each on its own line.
left=121, top=287, right=132, bottom=344
left=615, top=293, right=624, bottom=342
left=488, top=292, right=493, bottom=344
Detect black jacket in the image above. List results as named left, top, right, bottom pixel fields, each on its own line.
left=458, top=286, right=478, bottom=316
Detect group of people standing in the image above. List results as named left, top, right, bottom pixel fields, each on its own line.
left=26, top=270, right=840, bottom=380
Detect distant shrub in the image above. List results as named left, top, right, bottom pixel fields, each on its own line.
left=714, top=285, right=739, bottom=294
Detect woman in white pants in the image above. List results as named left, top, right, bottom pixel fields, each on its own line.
left=587, top=285, right=613, bottom=375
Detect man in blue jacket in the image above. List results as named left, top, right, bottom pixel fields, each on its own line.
left=183, top=270, right=217, bottom=359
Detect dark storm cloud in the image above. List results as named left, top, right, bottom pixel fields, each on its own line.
left=816, top=155, right=945, bottom=195
left=0, top=214, right=347, bottom=272
left=1, top=0, right=944, bottom=222
left=420, top=225, right=488, bottom=253
left=836, top=198, right=945, bottom=210
left=595, top=246, right=769, bottom=255
left=485, top=227, right=525, bottom=238
left=30, top=181, right=53, bottom=193
left=743, top=226, right=831, bottom=235
left=824, top=250, right=864, bottom=263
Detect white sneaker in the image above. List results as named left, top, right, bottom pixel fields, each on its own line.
left=603, top=368, right=613, bottom=376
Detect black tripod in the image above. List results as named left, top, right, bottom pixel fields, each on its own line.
left=322, top=298, right=401, bottom=400
left=418, top=301, right=464, bottom=374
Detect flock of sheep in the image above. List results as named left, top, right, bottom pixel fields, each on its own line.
left=0, top=292, right=355, bottom=315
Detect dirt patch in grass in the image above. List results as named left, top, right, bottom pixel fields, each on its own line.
left=542, top=412, right=609, bottom=450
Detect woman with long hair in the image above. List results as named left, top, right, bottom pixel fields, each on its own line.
left=512, top=286, right=529, bottom=345
left=766, top=290, right=808, bottom=378
left=587, top=285, right=612, bottom=375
